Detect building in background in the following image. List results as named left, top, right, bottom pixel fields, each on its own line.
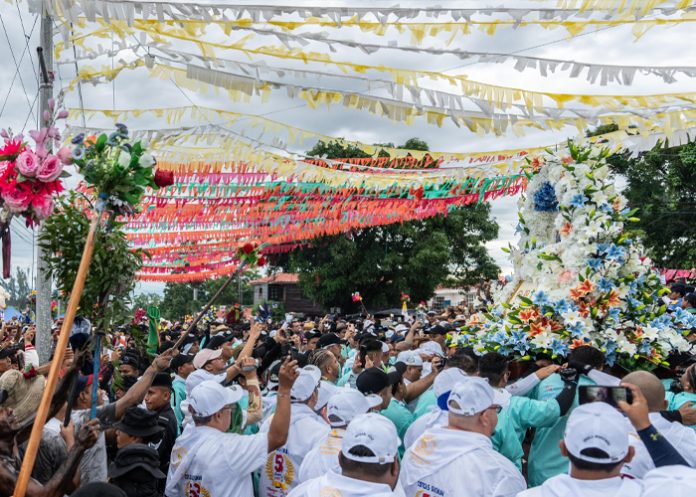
left=249, top=273, right=323, bottom=315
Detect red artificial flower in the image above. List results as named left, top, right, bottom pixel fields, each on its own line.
left=257, top=256, right=267, bottom=267
left=0, top=139, right=24, bottom=161
left=153, top=169, right=175, bottom=188
left=241, top=243, right=255, bottom=255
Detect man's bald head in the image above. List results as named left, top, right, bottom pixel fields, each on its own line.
left=623, top=371, right=666, bottom=412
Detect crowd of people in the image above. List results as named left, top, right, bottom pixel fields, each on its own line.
left=0, top=282, right=695, bottom=497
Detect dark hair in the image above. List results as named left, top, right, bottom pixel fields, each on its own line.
left=684, top=293, right=696, bottom=308
left=478, top=352, right=509, bottom=386
left=671, top=284, right=687, bottom=297
left=339, top=445, right=392, bottom=477
left=568, top=346, right=605, bottom=370
left=567, top=448, right=623, bottom=473
left=447, top=347, right=478, bottom=375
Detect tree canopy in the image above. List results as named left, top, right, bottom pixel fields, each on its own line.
left=270, top=139, right=500, bottom=311
left=606, top=139, right=696, bottom=268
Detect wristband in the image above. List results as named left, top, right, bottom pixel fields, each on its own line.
left=246, top=379, right=260, bottom=387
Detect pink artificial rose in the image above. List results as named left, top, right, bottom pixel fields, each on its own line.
left=2, top=187, right=31, bottom=213
left=15, top=150, right=40, bottom=177
left=56, top=146, right=72, bottom=165
left=37, top=154, right=63, bottom=182
left=32, top=195, right=54, bottom=220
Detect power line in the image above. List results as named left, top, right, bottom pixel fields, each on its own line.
left=0, top=14, right=38, bottom=119
left=0, top=13, right=35, bottom=115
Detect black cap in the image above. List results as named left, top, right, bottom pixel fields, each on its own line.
left=204, top=333, right=233, bottom=350
left=120, top=354, right=140, bottom=368
left=360, top=338, right=383, bottom=353
left=0, top=348, right=14, bottom=360
left=305, top=331, right=322, bottom=341
left=108, top=444, right=166, bottom=480
left=317, top=333, right=344, bottom=349
left=151, top=372, right=172, bottom=389
left=113, top=407, right=164, bottom=438
left=356, top=367, right=390, bottom=395
left=169, top=353, right=193, bottom=372
left=425, top=324, right=448, bottom=336
left=71, top=483, right=127, bottom=497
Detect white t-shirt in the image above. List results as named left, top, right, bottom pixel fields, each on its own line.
left=623, top=412, right=696, bottom=478
left=258, top=403, right=330, bottom=497
left=401, top=427, right=525, bottom=497
left=298, top=428, right=344, bottom=482
left=517, top=474, right=642, bottom=497
left=289, top=470, right=396, bottom=497
left=165, top=424, right=268, bottom=497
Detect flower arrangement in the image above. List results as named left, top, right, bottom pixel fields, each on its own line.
left=69, top=123, right=170, bottom=216
left=463, top=142, right=695, bottom=370
left=237, top=243, right=266, bottom=267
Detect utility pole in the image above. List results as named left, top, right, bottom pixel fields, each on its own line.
left=35, top=9, right=53, bottom=364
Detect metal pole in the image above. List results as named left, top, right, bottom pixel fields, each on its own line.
left=36, top=11, right=53, bottom=364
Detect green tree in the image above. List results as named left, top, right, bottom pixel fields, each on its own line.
left=159, top=269, right=260, bottom=320
left=132, top=292, right=162, bottom=311
left=271, top=139, right=500, bottom=310
left=39, top=192, right=144, bottom=329
left=5, top=268, right=32, bottom=309
left=606, top=140, right=696, bottom=268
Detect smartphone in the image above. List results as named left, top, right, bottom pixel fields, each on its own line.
left=578, top=385, right=632, bottom=407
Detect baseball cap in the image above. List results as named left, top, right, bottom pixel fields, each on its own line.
left=642, top=466, right=696, bottom=497
left=204, top=334, right=233, bottom=350
left=418, top=341, right=444, bottom=358
left=397, top=350, right=423, bottom=367
left=564, top=402, right=630, bottom=464
left=188, top=380, right=244, bottom=417
left=291, top=365, right=321, bottom=402
left=356, top=367, right=390, bottom=395
left=447, top=376, right=498, bottom=416
left=193, top=348, right=223, bottom=369
left=394, top=323, right=409, bottom=334
left=327, top=389, right=382, bottom=427
left=433, top=367, right=468, bottom=398
left=169, top=354, right=193, bottom=372
left=425, top=324, right=448, bottom=336
left=341, top=413, right=400, bottom=464
left=317, top=333, right=344, bottom=349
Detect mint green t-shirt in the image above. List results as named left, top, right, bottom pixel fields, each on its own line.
left=381, top=399, right=415, bottom=457
left=492, top=395, right=560, bottom=470
left=413, top=390, right=437, bottom=419
left=666, top=391, right=696, bottom=432
left=527, top=374, right=596, bottom=487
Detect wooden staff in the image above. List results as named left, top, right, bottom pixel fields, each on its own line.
left=14, top=215, right=100, bottom=497
left=172, top=261, right=247, bottom=350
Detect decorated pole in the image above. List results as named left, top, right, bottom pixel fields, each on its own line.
left=13, top=214, right=100, bottom=497
left=173, top=262, right=247, bottom=350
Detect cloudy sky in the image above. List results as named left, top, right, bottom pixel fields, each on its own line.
left=1, top=0, right=695, bottom=295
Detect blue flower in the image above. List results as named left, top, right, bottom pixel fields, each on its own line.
left=639, top=341, right=653, bottom=354
left=532, top=290, right=551, bottom=307
left=567, top=321, right=586, bottom=338
left=587, top=258, right=604, bottom=271
left=597, top=278, right=614, bottom=293
left=550, top=339, right=569, bottom=356
left=606, top=308, right=621, bottom=323
left=533, top=182, right=559, bottom=212
left=598, top=203, right=613, bottom=214
left=510, top=331, right=528, bottom=344
left=71, top=133, right=85, bottom=145
left=569, top=194, right=588, bottom=208
left=604, top=244, right=626, bottom=262
left=71, top=147, right=85, bottom=160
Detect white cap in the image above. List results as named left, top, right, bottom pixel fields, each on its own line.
left=381, top=341, right=389, bottom=354
left=398, top=350, right=423, bottom=367
left=185, top=368, right=226, bottom=396
left=447, top=376, right=497, bottom=416
left=394, top=324, right=409, bottom=334
left=433, top=368, right=468, bottom=398
left=188, top=380, right=244, bottom=417
left=291, top=365, right=322, bottom=402
left=193, top=348, right=223, bottom=369
left=327, top=389, right=382, bottom=427
left=418, top=341, right=444, bottom=358
left=564, top=402, right=629, bottom=464
left=342, top=413, right=400, bottom=464
left=642, top=466, right=696, bottom=497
